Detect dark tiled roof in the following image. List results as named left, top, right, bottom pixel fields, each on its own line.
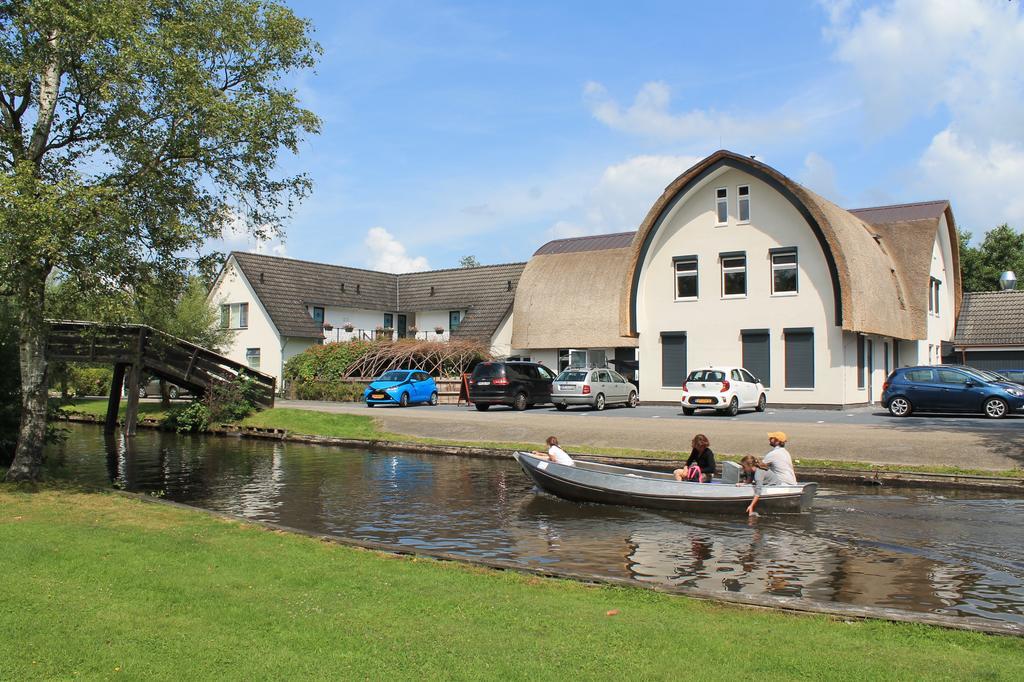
left=847, top=200, right=949, bottom=225
left=533, top=231, right=636, bottom=256
left=229, top=252, right=525, bottom=341
left=953, top=290, right=1024, bottom=346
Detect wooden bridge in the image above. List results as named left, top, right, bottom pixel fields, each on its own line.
left=47, top=320, right=276, bottom=435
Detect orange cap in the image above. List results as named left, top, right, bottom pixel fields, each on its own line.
left=767, top=431, right=788, bottom=443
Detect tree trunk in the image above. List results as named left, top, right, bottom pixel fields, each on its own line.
left=5, top=272, right=50, bottom=482
left=160, top=378, right=170, bottom=408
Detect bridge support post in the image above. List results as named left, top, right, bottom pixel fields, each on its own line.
left=105, top=363, right=127, bottom=434
left=124, top=362, right=141, bottom=437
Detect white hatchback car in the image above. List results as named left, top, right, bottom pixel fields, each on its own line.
left=680, top=366, right=767, bottom=416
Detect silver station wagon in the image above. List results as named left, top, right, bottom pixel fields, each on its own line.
left=551, top=368, right=639, bottom=411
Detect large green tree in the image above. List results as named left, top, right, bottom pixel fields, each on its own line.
left=958, top=225, right=1024, bottom=292
left=0, top=0, right=320, bottom=481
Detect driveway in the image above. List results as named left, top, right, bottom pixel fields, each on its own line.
left=276, top=400, right=1024, bottom=471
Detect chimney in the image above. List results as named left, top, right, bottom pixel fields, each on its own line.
left=999, top=271, right=1017, bottom=291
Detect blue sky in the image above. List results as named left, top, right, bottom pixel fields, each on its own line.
left=226, top=0, right=1024, bottom=271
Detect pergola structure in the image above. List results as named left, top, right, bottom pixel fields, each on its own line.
left=342, top=339, right=491, bottom=379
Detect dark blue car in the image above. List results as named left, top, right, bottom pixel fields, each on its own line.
left=882, top=365, right=1024, bottom=419
left=995, top=369, right=1024, bottom=386
left=364, top=370, right=438, bottom=407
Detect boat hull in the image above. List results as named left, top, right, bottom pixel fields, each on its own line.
left=514, top=453, right=816, bottom=514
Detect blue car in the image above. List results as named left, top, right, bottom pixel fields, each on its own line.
left=995, top=369, right=1024, bottom=386
left=364, top=370, right=438, bottom=407
left=882, top=365, right=1024, bottom=419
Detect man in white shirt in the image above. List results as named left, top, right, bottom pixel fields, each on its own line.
left=532, top=435, right=575, bottom=466
left=763, top=432, right=797, bottom=485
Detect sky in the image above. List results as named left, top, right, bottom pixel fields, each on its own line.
left=222, top=0, right=1024, bottom=272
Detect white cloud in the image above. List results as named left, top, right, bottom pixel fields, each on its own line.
left=799, top=152, right=843, bottom=204
left=363, top=226, right=430, bottom=273
left=583, top=80, right=807, bottom=145
left=827, top=0, right=1024, bottom=228
left=218, top=211, right=287, bottom=257
left=544, top=154, right=701, bottom=239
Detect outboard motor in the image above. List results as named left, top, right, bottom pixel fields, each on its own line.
left=720, top=460, right=742, bottom=484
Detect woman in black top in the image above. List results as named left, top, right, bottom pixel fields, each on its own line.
left=673, top=434, right=716, bottom=482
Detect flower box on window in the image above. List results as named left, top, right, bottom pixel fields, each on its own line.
left=342, top=323, right=354, bottom=332
left=434, top=326, right=445, bottom=334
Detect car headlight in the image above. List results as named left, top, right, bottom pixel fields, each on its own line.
left=1005, top=388, right=1024, bottom=397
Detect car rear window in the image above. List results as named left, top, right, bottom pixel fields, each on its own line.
left=556, top=371, right=588, bottom=382
left=687, top=369, right=725, bottom=382
left=903, top=369, right=934, bottom=383
left=472, top=363, right=504, bottom=379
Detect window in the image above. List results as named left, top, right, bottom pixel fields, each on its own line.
left=737, top=185, right=750, bottom=223
left=506, top=355, right=532, bottom=362
left=929, top=278, right=941, bottom=316
left=537, top=365, right=556, bottom=380
left=770, top=249, right=798, bottom=294
left=220, top=303, right=248, bottom=329
left=730, top=369, right=743, bottom=382
left=884, top=342, right=890, bottom=376
left=905, top=369, right=935, bottom=383
left=742, top=329, right=770, bottom=387
left=674, top=256, right=699, bottom=299
left=449, top=310, right=462, bottom=331
left=311, top=306, right=325, bottom=324
left=661, top=332, right=687, bottom=387
left=784, top=328, right=814, bottom=388
left=245, top=348, right=261, bottom=370
left=938, top=369, right=970, bottom=384
left=739, top=369, right=757, bottom=384
left=715, top=187, right=728, bottom=225
left=687, top=369, right=724, bottom=382
left=609, top=371, right=627, bottom=383
left=721, top=252, right=747, bottom=297
left=383, top=313, right=393, bottom=329
left=857, top=335, right=866, bottom=389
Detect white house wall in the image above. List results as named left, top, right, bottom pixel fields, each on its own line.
left=635, top=167, right=846, bottom=405
left=209, top=257, right=286, bottom=382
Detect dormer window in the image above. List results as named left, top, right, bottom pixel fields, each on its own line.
left=737, top=185, right=750, bottom=223
left=715, top=187, right=728, bottom=226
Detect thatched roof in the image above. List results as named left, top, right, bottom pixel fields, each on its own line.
left=619, top=150, right=960, bottom=341
left=227, top=252, right=525, bottom=341
left=511, top=237, right=638, bottom=350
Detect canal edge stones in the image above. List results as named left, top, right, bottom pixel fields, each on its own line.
left=60, top=412, right=1024, bottom=494
left=115, top=488, right=1023, bottom=639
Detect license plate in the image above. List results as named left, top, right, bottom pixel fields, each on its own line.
left=371, top=393, right=387, bottom=399
left=477, top=381, right=490, bottom=386
left=694, top=398, right=715, bottom=405
left=559, top=384, right=575, bottom=391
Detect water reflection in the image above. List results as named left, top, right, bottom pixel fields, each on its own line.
left=50, top=424, right=1024, bottom=626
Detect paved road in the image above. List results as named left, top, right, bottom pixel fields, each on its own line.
left=277, top=400, right=1024, bottom=471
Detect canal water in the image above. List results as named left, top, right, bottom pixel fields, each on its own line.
left=47, top=424, right=1024, bottom=626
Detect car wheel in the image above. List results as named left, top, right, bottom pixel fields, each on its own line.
left=513, top=392, right=528, bottom=411
left=138, top=386, right=147, bottom=399
left=168, top=386, right=179, bottom=400
left=725, top=397, right=739, bottom=417
left=555, top=403, right=568, bottom=411
left=888, top=396, right=912, bottom=417
left=366, top=402, right=374, bottom=408
left=399, top=392, right=410, bottom=407
left=682, top=407, right=695, bottom=416
left=755, top=394, right=767, bottom=412
left=474, top=403, right=490, bottom=411
left=984, top=397, right=1008, bottom=419
left=429, top=391, right=439, bottom=406
left=628, top=391, right=639, bottom=408
left=594, top=393, right=606, bottom=411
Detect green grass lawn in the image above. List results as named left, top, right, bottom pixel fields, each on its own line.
left=240, top=407, right=382, bottom=439
left=56, top=397, right=171, bottom=422
left=1, top=486, right=1021, bottom=680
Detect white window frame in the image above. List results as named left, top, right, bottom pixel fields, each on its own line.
left=770, top=250, right=799, bottom=296
left=737, top=185, right=751, bottom=224
left=220, top=302, right=249, bottom=329
left=721, top=254, right=747, bottom=299
left=714, top=187, right=728, bottom=226
left=245, top=347, right=261, bottom=370
left=673, top=257, right=698, bottom=301
left=930, top=278, right=941, bottom=317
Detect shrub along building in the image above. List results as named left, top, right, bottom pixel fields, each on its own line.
left=211, top=150, right=970, bottom=406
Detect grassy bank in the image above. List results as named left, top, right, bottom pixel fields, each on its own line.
left=1, top=486, right=1021, bottom=680
left=59, top=399, right=1024, bottom=478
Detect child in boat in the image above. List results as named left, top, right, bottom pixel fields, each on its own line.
left=673, top=434, right=715, bottom=482
left=532, top=436, right=575, bottom=466
left=737, top=455, right=784, bottom=516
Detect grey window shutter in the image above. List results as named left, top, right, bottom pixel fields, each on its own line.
left=661, top=332, right=687, bottom=387
left=741, top=329, right=771, bottom=387
left=784, top=328, right=814, bottom=388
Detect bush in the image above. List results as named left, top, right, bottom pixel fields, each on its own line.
left=205, top=373, right=263, bottom=423
left=293, top=381, right=366, bottom=402
left=67, top=366, right=114, bottom=397
left=284, top=341, right=376, bottom=384
left=161, top=402, right=210, bottom=433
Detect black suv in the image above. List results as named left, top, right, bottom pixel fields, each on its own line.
left=469, top=361, right=557, bottom=411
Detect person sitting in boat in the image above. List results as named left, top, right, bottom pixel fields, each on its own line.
left=763, top=432, right=798, bottom=485
left=673, top=434, right=715, bottom=482
left=532, top=436, right=575, bottom=466
left=737, top=455, right=784, bottom=516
